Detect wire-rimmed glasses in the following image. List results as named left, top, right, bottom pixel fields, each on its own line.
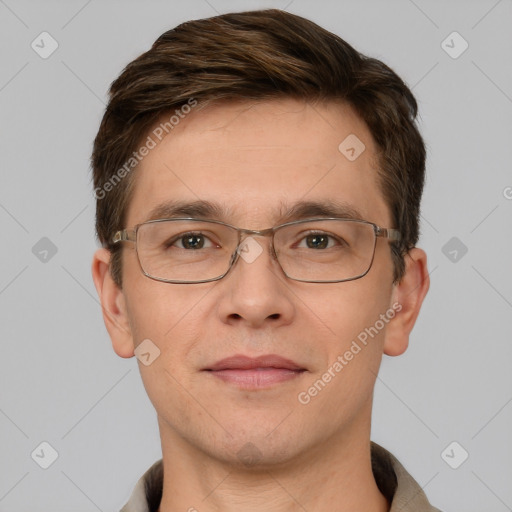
left=112, top=217, right=401, bottom=284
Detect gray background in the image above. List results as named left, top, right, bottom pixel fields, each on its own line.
left=1, top=0, right=511, bottom=510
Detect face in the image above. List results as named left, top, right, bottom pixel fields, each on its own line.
left=94, top=98, right=426, bottom=469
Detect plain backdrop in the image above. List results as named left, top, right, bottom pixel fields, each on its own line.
left=1, top=0, right=511, bottom=511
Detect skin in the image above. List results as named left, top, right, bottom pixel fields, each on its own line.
left=92, top=98, right=429, bottom=511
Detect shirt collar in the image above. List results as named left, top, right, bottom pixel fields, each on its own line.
left=120, top=442, right=441, bottom=512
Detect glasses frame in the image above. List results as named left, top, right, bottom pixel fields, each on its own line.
left=112, top=217, right=401, bottom=284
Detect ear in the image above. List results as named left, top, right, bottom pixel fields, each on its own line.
left=383, top=248, right=429, bottom=357
left=91, top=248, right=135, bottom=358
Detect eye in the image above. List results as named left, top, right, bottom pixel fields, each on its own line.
left=296, top=232, right=343, bottom=250
left=169, top=232, right=216, bottom=250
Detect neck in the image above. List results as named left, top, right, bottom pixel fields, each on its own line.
left=156, top=416, right=389, bottom=512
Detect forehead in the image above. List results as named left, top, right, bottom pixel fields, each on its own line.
left=126, top=98, right=391, bottom=228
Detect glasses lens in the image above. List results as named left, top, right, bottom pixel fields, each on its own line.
left=274, top=220, right=376, bottom=282
left=136, top=220, right=238, bottom=282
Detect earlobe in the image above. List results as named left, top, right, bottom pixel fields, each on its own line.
left=91, top=248, right=135, bottom=358
left=383, top=248, right=430, bottom=357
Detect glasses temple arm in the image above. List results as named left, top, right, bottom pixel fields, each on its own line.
left=376, top=227, right=401, bottom=242
left=112, top=229, right=136, bottom=244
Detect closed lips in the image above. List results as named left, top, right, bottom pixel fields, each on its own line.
left=204, top=354, right=306, bottom=371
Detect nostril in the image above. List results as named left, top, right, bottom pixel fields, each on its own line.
left=268, top=313, right=280, bottom=320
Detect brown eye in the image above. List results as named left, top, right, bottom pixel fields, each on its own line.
left=296, top=232, right=340, bottom=250
left=168, top=232, right=215, bottom=250
left=305, top=234, right=330, bottom=249
left=180, top=234, right=205, bottom=249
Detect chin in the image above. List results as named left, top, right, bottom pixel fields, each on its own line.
left=206, top=427, right=307, bottom=470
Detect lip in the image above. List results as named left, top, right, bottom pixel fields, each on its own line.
left=205, top=354, right=305, bottom=371
left=204, top=354, right=306, bottom=389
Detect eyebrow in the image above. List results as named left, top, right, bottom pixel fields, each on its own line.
left=143, top=199, right=365, bottom=225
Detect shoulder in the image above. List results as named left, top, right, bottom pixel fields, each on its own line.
left=371, top=442, right=443, bottom=512
left=119, top=459, right=163, bottom=512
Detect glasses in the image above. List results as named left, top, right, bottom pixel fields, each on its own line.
left=112, top=217, right=401, bottom=284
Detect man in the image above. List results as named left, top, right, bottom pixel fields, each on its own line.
left=91, top=9, right=440, bottom=512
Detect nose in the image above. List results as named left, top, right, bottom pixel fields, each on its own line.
left=215, top=235, right=295, bottom=328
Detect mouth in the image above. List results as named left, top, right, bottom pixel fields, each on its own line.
left=203, top=354, right=307, bottom=389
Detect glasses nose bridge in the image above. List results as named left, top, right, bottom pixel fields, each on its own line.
left=237, top=227, right=277, bottom=252
left=238, top=226, right=275, bottom=239
left=233, top=226, right=279, bottom=265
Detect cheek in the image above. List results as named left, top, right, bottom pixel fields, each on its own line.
left=297, top=270, right=393, bottom=386
left=123, top=273, right=210, bottom=371
left=296, top=269, right=393, bottom=345
left=124, top=283, right=209, bottom=422
left=296, top=283, right=393, bottom=426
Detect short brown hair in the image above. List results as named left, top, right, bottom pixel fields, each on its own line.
left=92, top=9, right=426, bottom=286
